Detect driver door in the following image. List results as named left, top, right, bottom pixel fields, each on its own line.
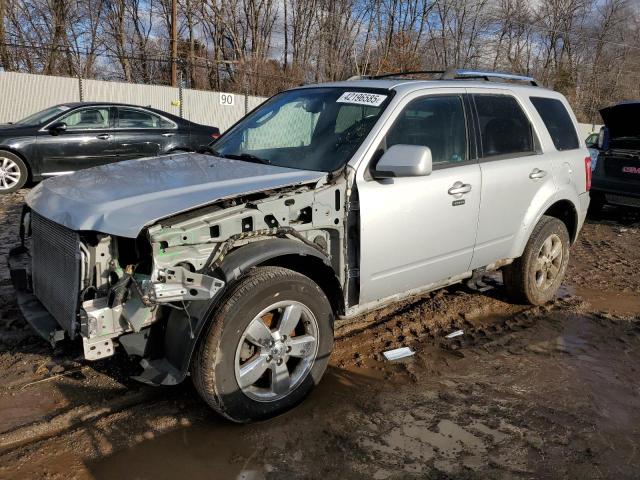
left=356, top=92, right=481, bottom=304
left=37, top=106, right=117, bottom=175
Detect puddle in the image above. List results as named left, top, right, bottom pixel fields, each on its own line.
left=0, top=388, right=65, bottom=433
left=572, top=286, right=640, bottom=315
left=86, top=366, right=385, bottom=480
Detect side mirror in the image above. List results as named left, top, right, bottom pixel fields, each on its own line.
left=49, top=122, right=67, bottom=134
left=373, top=144, right=433, bottom=178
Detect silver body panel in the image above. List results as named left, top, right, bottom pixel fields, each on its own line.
left=26, top=152, right=326, bottom=238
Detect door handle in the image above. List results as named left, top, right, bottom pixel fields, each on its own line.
left=161, top=133, right=175, bottom=137
left=96, top=134, right=111, bottom=140
left=448, top=181, right=472, bottom=195
left=529, top=168, right=547, bottom=179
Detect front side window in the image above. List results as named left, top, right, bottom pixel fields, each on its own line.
left=117, top=108, right=174, bottom=129
left=530, top=97, right=579, bottom=151
left=61, top=107, right=110, bottom=130
left=16, top=105, right=70, bottom=126
left=474, top=94, right=535, bottom=158
left=211, top=88, right=392, bottom=172
left=382, top=95, right=468, bottom=167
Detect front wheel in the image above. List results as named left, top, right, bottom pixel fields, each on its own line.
left=502, top=216, right=570, bottom=305
left=0, top=151, right=28, bottom=194
left=192, top=266, right=334, bottom=423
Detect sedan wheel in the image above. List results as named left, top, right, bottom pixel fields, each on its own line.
left=0, top=157, right=22, bottom=190
left=0, top=152, right=28, bottom=194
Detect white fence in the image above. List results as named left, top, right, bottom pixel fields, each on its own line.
left=0, top=71, right=266, bottom=131
left=0, top=71, right=602, bottom=139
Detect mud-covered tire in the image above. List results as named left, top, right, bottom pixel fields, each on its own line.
left=191, top=266, right=334, bottom=423
left=502, top=216, right=570, bottom=305
left=0, top=151, right=28, bottom=194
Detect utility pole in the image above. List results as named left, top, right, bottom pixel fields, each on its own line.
left=170, top=0, right=178, bottom=87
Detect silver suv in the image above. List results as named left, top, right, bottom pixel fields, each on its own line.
left=9, top=70, right=591, bottom=422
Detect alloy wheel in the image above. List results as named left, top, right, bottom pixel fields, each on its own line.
left=534, top=233, right=563, bottom=290
left=234, top=301, right=319, bottom=402
left=0, top=157, right=21, bottom=190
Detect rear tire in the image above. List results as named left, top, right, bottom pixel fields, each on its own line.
left=502, top=216, right=570, bottom=305
left=0, top=151, right=28, bottom=194
left=192, top=266, right=334, bottom=423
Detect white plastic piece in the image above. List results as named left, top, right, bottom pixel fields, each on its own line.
left=445, top=329, right=464, bottom=339
left=382, top=346, right=415, bottom=361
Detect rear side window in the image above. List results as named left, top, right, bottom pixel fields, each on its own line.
left=474, top=94, right=534, bottom=158
left=530, top=97, right=579, bottom=151
left=117, top=108, right=174, bottom=129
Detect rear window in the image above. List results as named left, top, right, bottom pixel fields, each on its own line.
left=530, top=97, right=579, bottom=151
left=474, top=94, right=535, bottom=158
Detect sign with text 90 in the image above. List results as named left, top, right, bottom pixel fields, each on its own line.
left=220, top=93, right=235, bottom=106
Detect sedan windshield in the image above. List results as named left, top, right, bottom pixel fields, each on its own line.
left=14, top=105, right=70, bottom=126
left=210, top=87, right=392, bottom=172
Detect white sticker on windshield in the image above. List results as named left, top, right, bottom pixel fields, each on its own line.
left=337, top=92, right=387, bottom=107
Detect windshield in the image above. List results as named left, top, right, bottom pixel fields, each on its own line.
left=14, top=105, right=70, bottom=126
left=210, top=87, right=392, bottom=172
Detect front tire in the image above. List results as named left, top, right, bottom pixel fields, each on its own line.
left=192, top=266, right=334, bottom=423
left=0, top=151, right=28, bottom=194
left=502, top=216, right=570, bottom=305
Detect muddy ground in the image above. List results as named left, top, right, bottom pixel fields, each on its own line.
left=1, top=191, right=639, bottom=480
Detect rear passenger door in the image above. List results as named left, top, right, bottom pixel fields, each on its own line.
left=469, top=91, right=556, bottom=269
left=112, top=107, right=177, bottom=160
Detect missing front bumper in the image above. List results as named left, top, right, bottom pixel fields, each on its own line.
left=7, top=245, right=65, bottom=346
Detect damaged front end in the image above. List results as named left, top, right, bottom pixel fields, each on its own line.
left=8, top=207, right=225, bottom=362
left=8, top=177, right=346, bottom=386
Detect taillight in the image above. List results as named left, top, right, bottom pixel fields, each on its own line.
left=211, top=132, right=220, bottom=140
left=584, top=156, right=592, bottom=191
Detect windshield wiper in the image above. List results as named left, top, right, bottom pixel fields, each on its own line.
left=203, top=147, right=271, bottom=165
left=220, top=153, right=272, bottom=165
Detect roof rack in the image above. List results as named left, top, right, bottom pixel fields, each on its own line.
left=444, top=69, right=539, bottom=86
left=347, top=68, right=539, bottom=86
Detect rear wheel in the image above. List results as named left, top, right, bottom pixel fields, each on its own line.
left=192, top=266, right=334, bottom=423
left=503, top=216, right=570, bottom=305
left=0, top=151, right=28, bottom=194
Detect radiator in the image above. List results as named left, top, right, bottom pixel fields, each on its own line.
left=31, top=212, right=81, bottom=337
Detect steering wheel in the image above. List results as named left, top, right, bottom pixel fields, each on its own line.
left=335, top=115, right=378, bottom=148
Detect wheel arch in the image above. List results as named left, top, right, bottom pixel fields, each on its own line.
left=543, top=199, right=579, bottom=244
left=139, top=238, right=343, bottom=386
left=510, top=196, right=580, bottom=259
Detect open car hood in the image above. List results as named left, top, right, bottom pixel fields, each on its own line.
left=27, top=153, right=326, bottom=238
left=600, top=102, right=640, bottom=140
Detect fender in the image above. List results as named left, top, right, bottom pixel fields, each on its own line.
left=508, top=191, right=580, bottom=260
left=133, top=238, right=332, bottom=385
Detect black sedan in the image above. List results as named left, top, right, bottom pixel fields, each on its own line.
left=0, top=102, right=220, bottom=193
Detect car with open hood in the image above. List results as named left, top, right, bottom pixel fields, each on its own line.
left=8, top=70, right=590, bottom=422
left=590, top=101, right=640, bottom=211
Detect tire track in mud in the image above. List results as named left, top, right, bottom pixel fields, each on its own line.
left=0, top=390, right=164, bottom=454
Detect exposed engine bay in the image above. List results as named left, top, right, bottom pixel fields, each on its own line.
left=20, top=178, right=347, bottom=365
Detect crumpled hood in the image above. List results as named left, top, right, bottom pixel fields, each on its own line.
left=27, top=152, right=326, bottom=238
left=600, top=102, right=640, bottom=140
